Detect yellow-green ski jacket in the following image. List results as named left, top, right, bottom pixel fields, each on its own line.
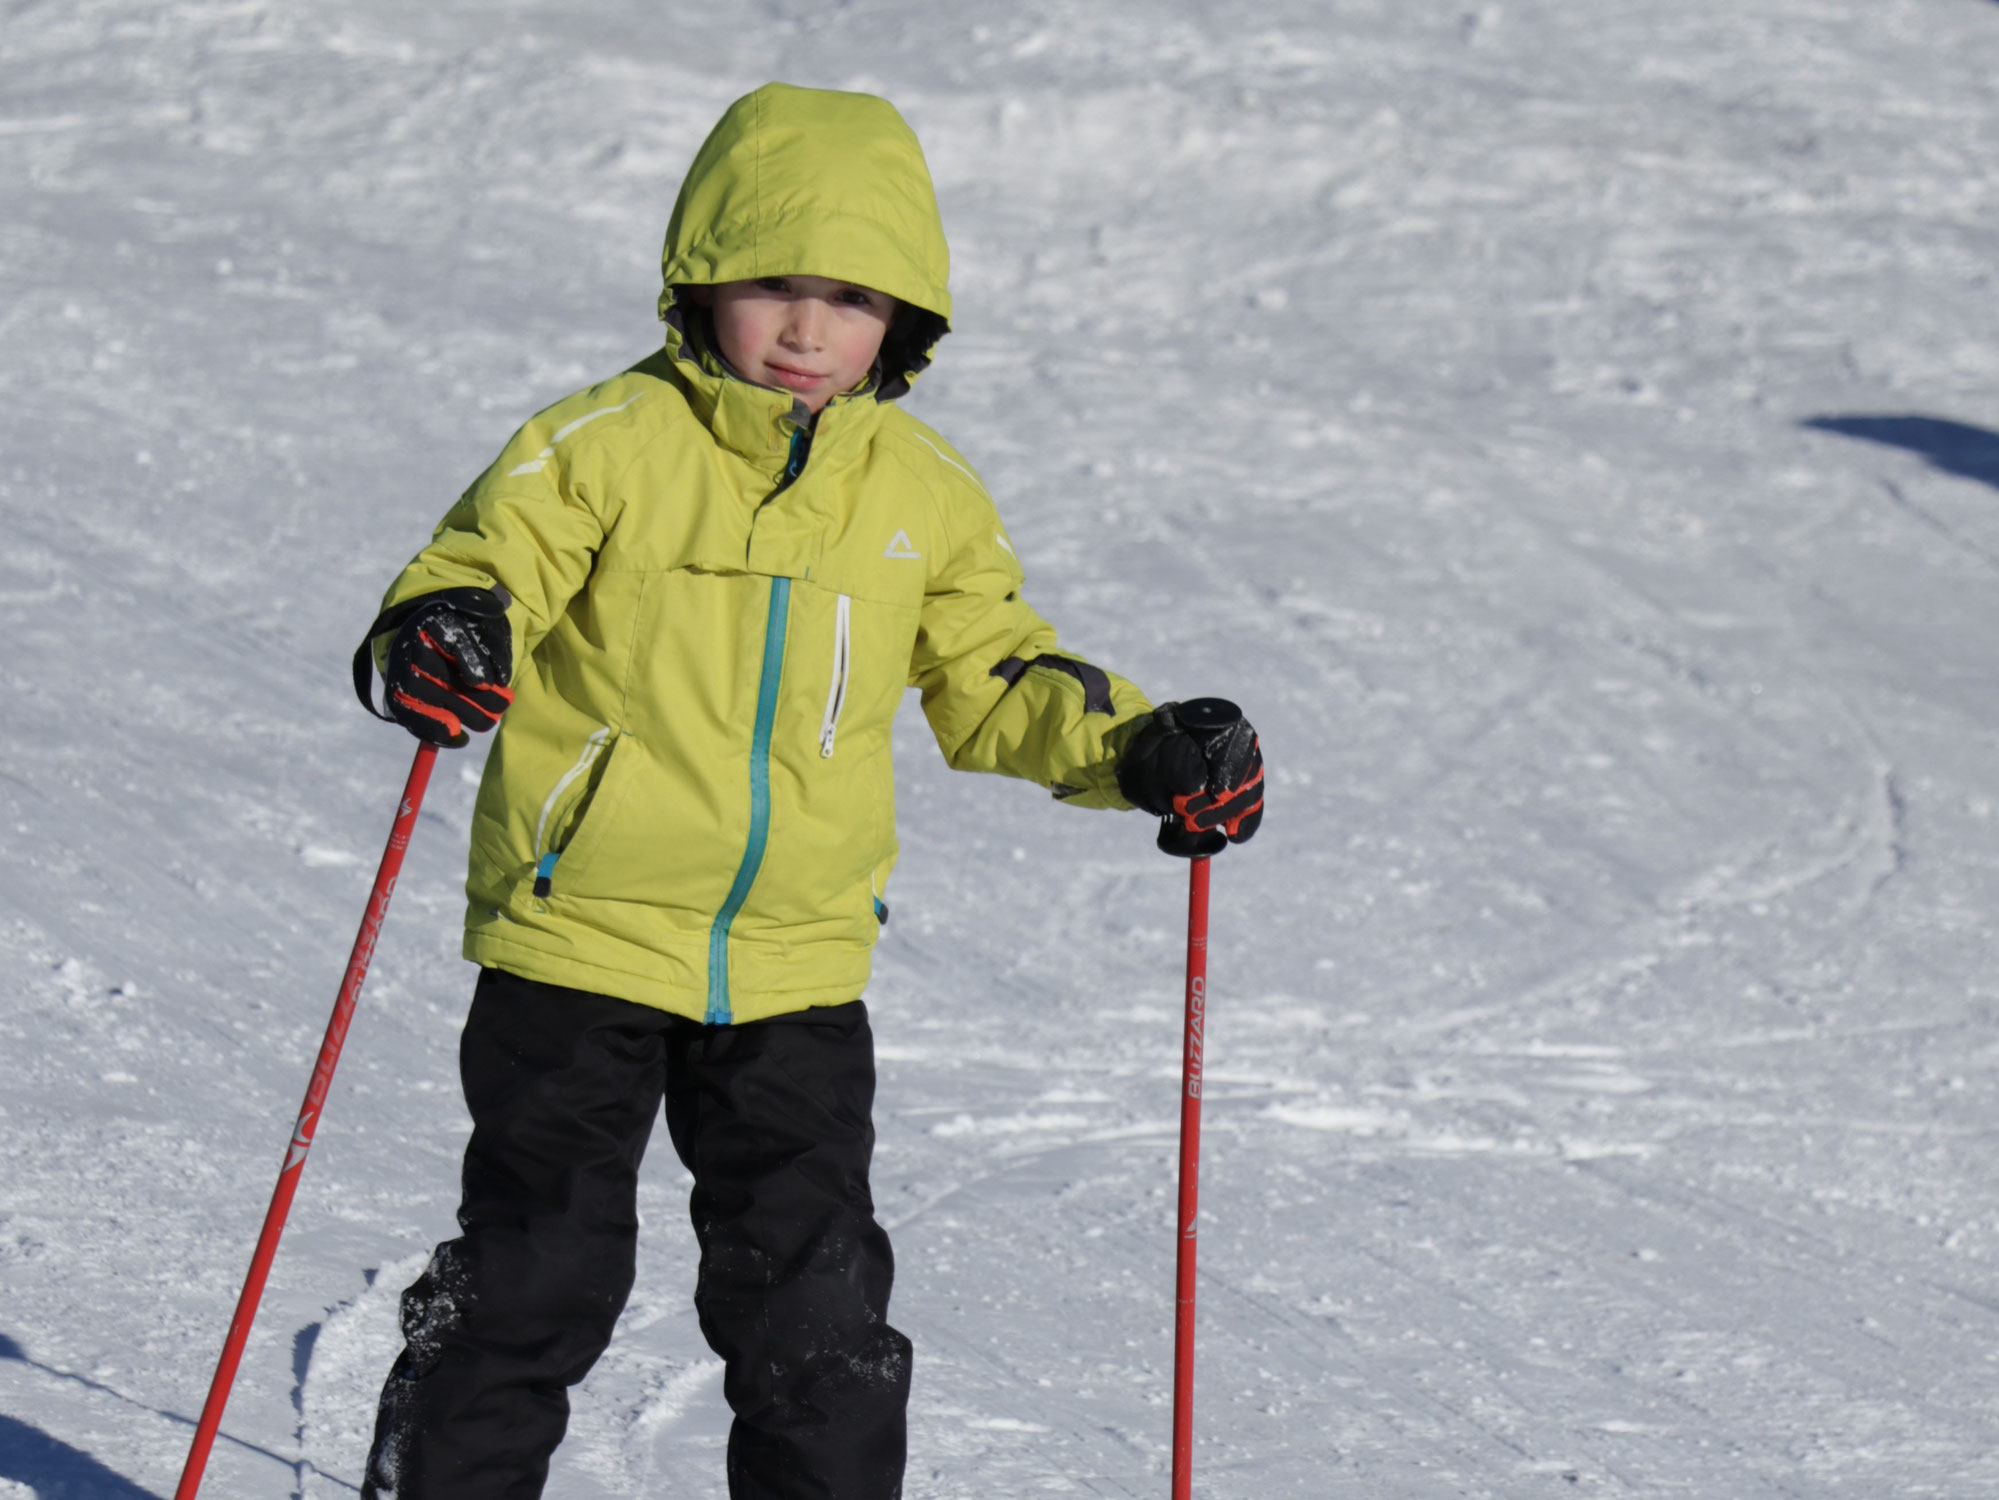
left=371, top=83, right=1152, bottom=1022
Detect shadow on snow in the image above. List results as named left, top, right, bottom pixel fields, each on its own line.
left=1803, top=414, right=1999, bottom=491
left=0, top=1329, right=359, bottom=1497
left=0, top=1413, right=164, bottom=1500
left=0, top=1333, right=163, bottom=1497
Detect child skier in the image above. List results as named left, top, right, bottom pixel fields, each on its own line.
left=352, top=82, right=1263, bottom=1499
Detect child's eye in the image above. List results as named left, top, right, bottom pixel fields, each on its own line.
left=757, top=277, right=790, bottom=293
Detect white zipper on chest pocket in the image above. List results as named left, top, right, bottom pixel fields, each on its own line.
left=819, top=593, right=851, bottom=758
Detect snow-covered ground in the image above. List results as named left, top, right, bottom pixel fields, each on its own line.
left=5, top=2, right=1999, bottom=1495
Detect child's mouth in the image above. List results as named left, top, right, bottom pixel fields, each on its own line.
left=765, top=362, right=823, bottom=390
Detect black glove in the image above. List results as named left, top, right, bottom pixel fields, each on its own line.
left=1116, top=700, right=1264, bottom=845
left=352, top=587, right=515, bottom=746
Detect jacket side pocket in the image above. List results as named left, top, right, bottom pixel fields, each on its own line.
left=530, top=728, right=620, bottom=897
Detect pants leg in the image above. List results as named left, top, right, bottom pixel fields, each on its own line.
left=664, top=1002, right=912, bottom=1500
left=362, top=969, right=673, bottom=1499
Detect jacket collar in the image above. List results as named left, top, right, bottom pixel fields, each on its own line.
left=655, top=304, right=886, bottom=479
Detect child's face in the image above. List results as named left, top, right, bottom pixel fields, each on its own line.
left=702, top=276, right=897, bottom=414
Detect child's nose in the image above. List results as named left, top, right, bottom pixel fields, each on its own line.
left=783, top=299, right=826, bottom=350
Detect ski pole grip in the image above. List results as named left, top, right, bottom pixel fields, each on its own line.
left=1156, top=696, right=1242, bottom=859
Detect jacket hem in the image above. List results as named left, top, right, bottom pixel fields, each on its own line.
left=463, top=929, right=867, bottom=1022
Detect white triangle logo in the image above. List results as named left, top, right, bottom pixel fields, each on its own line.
left=884, top=530, right=922, bottom=559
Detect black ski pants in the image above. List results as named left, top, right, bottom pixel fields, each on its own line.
left=361, top=967, right=910, bottom=1500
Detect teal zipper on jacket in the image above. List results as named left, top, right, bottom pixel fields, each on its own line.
left=705, top=426, right=809, bottom=1024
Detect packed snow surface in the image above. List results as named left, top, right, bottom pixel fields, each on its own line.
left=5, top=2, right=1999, bottom=1496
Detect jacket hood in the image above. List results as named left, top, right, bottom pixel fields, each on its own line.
left=658, top=83, right=952, bottom=398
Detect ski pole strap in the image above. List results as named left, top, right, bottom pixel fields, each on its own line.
left=350, top=584, right=512, bottom=722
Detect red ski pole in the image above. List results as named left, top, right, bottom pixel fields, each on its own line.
left=175, top=742, right=439, bottom=1500
left=1172, top=852, right=1212, bottom=1500
left=1149, top=696, right=1245, bottom=1500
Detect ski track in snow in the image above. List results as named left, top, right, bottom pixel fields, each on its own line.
left=6, top=1, right=1999, bottom=1496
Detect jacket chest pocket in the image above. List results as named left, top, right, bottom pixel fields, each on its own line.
left=806, top=588, right=917, bottom=759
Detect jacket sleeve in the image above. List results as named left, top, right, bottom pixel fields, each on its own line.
left=373, top=393, right=634, bottom=674
left=908, top=478, right=1152, bottom=809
